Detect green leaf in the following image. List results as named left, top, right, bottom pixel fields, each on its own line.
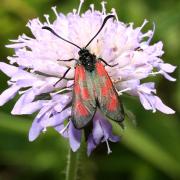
left=113, top=121, right=180, bottom=178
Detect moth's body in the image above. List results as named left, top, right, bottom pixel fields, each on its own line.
left=72, top=48, right=124, bottom=129
left=78, top=48, right=96, bottom=72
left=42, top=15, right=125, bottom=129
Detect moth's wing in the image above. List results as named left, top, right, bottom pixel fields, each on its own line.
left=95, top=61, right=124, bottom=122
left=72, top=65, right=96, bottom=129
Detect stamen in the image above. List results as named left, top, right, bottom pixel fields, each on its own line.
left=60, top=120, right=71, bottom=134
left=147, top=22, right=155, bottom=45
left=52, top=6, right=59, bottom=18
left=149, top=70, right=163, bottom=76
left=111, top=8, right=119, bottom=21
left=43, top=127, right=47, bottom=133
left=73, top=9, right=77, bottom=14
left=101, top=1, right=107, bottom=15
left=44, top=14, right=51, bottom=26
left=90, top=4, right=94, bottom=12
left=105, top=139, right=112, bottom=154
left=118, top=88, right=131, bottom=95
left=51, top=87, right=72, bottom=96
left=77, top=0, right=84, bottom=15
left=141, top=30, right=153, bottom=39
left=140, top=19, right=148, bottom=31
left=18, top=89, right=29, bottom=95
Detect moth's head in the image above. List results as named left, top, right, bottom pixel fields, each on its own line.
left=78, top=48, right=90, bottom=57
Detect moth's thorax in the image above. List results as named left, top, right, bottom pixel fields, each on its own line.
left=78, top=48, right=96, bottom=72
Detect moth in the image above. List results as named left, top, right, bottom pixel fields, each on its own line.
left=42, top=15, right=124, bottom=129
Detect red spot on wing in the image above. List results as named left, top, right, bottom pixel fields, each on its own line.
left=74, top=84, right=81, bottom=94
left=106, top=77, right=113, bottom=89
left=96, top=62, right=107, bottom=76
left=74, top=66, right=80, bottom=82
left=101, top=71, right=113, bottom=96
left=101, top=85, right=109, bottom=96
left=75, top=101, right=89, bottom=116
left=78, top=65, right=86, bottom=80
left=81, top=87, right=90, bottom=100
left=107, top=93, right=118, bottom=111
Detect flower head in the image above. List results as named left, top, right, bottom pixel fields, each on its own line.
left=0, top=1, right=176, bottom=155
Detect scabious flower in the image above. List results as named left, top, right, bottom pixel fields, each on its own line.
left=0, top=1, right=176, bottom=155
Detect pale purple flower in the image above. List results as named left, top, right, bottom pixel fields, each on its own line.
left=0, top=1, right=176, bottom=155
left=87, top=111, right=120, bottom=156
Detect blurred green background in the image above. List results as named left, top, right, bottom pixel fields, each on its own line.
left=0, top=0, right=179, bottom=180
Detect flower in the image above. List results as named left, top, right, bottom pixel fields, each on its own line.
left=0, top=1, right=176, bottom=155
left=87, top=111, right=120, bottom=156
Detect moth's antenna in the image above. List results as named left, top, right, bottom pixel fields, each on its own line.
left=42, top=26, right=81, bottom=49
left=85, top=15, right=115, bottom=48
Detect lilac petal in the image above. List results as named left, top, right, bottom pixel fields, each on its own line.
left=19, top=101, right=45, bottom=114
left=92, top=115, right=104, bottom=144
left=147, top=22, right=155, bottom=45
left=139, top=93, right=152, bottom=110
left=0, top=85, right=20, bottom=106
left=12, top=84, right=54, bottom=115
left=109, top=135, right=120, bottom=142
left=87, top=134, right=97, bottom=156
left=34, top=84, right=54, bottom=95
left=40, top=107, right=71, bottom=127
left=55, top=124, right=68, bottom=138
left=11, top=90, right=35, bottom=114
left=69, top=121, right=82, bottom=152
left=117, top=79, right=140, bottom=95
left=15, top=79, right=37, bottom=87
left=0, top=62, right=18, bottom=77
left=6, top=42, right=26, bottom=49
left=159, top=63, right=176, bottom=73
left=29, top=117, right=43, bottom=141
left=161, top=71, right=176, bottom=82
left=11, top=70, right=37, bottom=82
left=99, top=117, right=120, bottom=142
left=155, top=96, right=175, bottom=114
left=140, top=82, right=155, bottom=93
left=99, top=118, right=112, bottom=139
left=99, top=118, right=120, bottom=142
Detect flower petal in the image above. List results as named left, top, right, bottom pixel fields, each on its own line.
left=69, top=121, right=82, bottom=152
left=0, top=85, right=20, bottom=106
left=155, top=96, right=175, bottom=114
left=92, top=114, right=104, bottom=144
left=139, top=93, right=152, bottom=110
left=161, top=71, right=176, bottom=82
left=87, top=134, right=97, bottom=156
left=28, top=117, right=43, bottom=141
left=159, top=63, right=176, bottom=73
left=41, top=107, right=71, bottom=127
left=0, top=62, right=18, bottom=77
left=100, top=118, right=120, bottom=142
left=11, top=90, right=35, bottom=114
left=19, top=101, right=45, bottom=114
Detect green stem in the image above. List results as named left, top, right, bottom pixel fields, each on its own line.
left=65, top=148, right=80, bottom=180
left=65, top=134, right=95, bottom=180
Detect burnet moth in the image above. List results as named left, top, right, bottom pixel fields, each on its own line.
left=42, top=15, right=124, bottom=129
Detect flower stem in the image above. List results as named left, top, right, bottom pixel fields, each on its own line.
left=65, top=135, right=94, bottom=180
left=65, top=148, right=80, bottom=180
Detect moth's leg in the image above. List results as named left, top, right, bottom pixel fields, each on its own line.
left=57, top=58, right=77, bottom=62
left=54, top=67, right=71, bottom=87
left=99, top=58, right=118, bottom=67
left=34, top=71, right=73, bottom=81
